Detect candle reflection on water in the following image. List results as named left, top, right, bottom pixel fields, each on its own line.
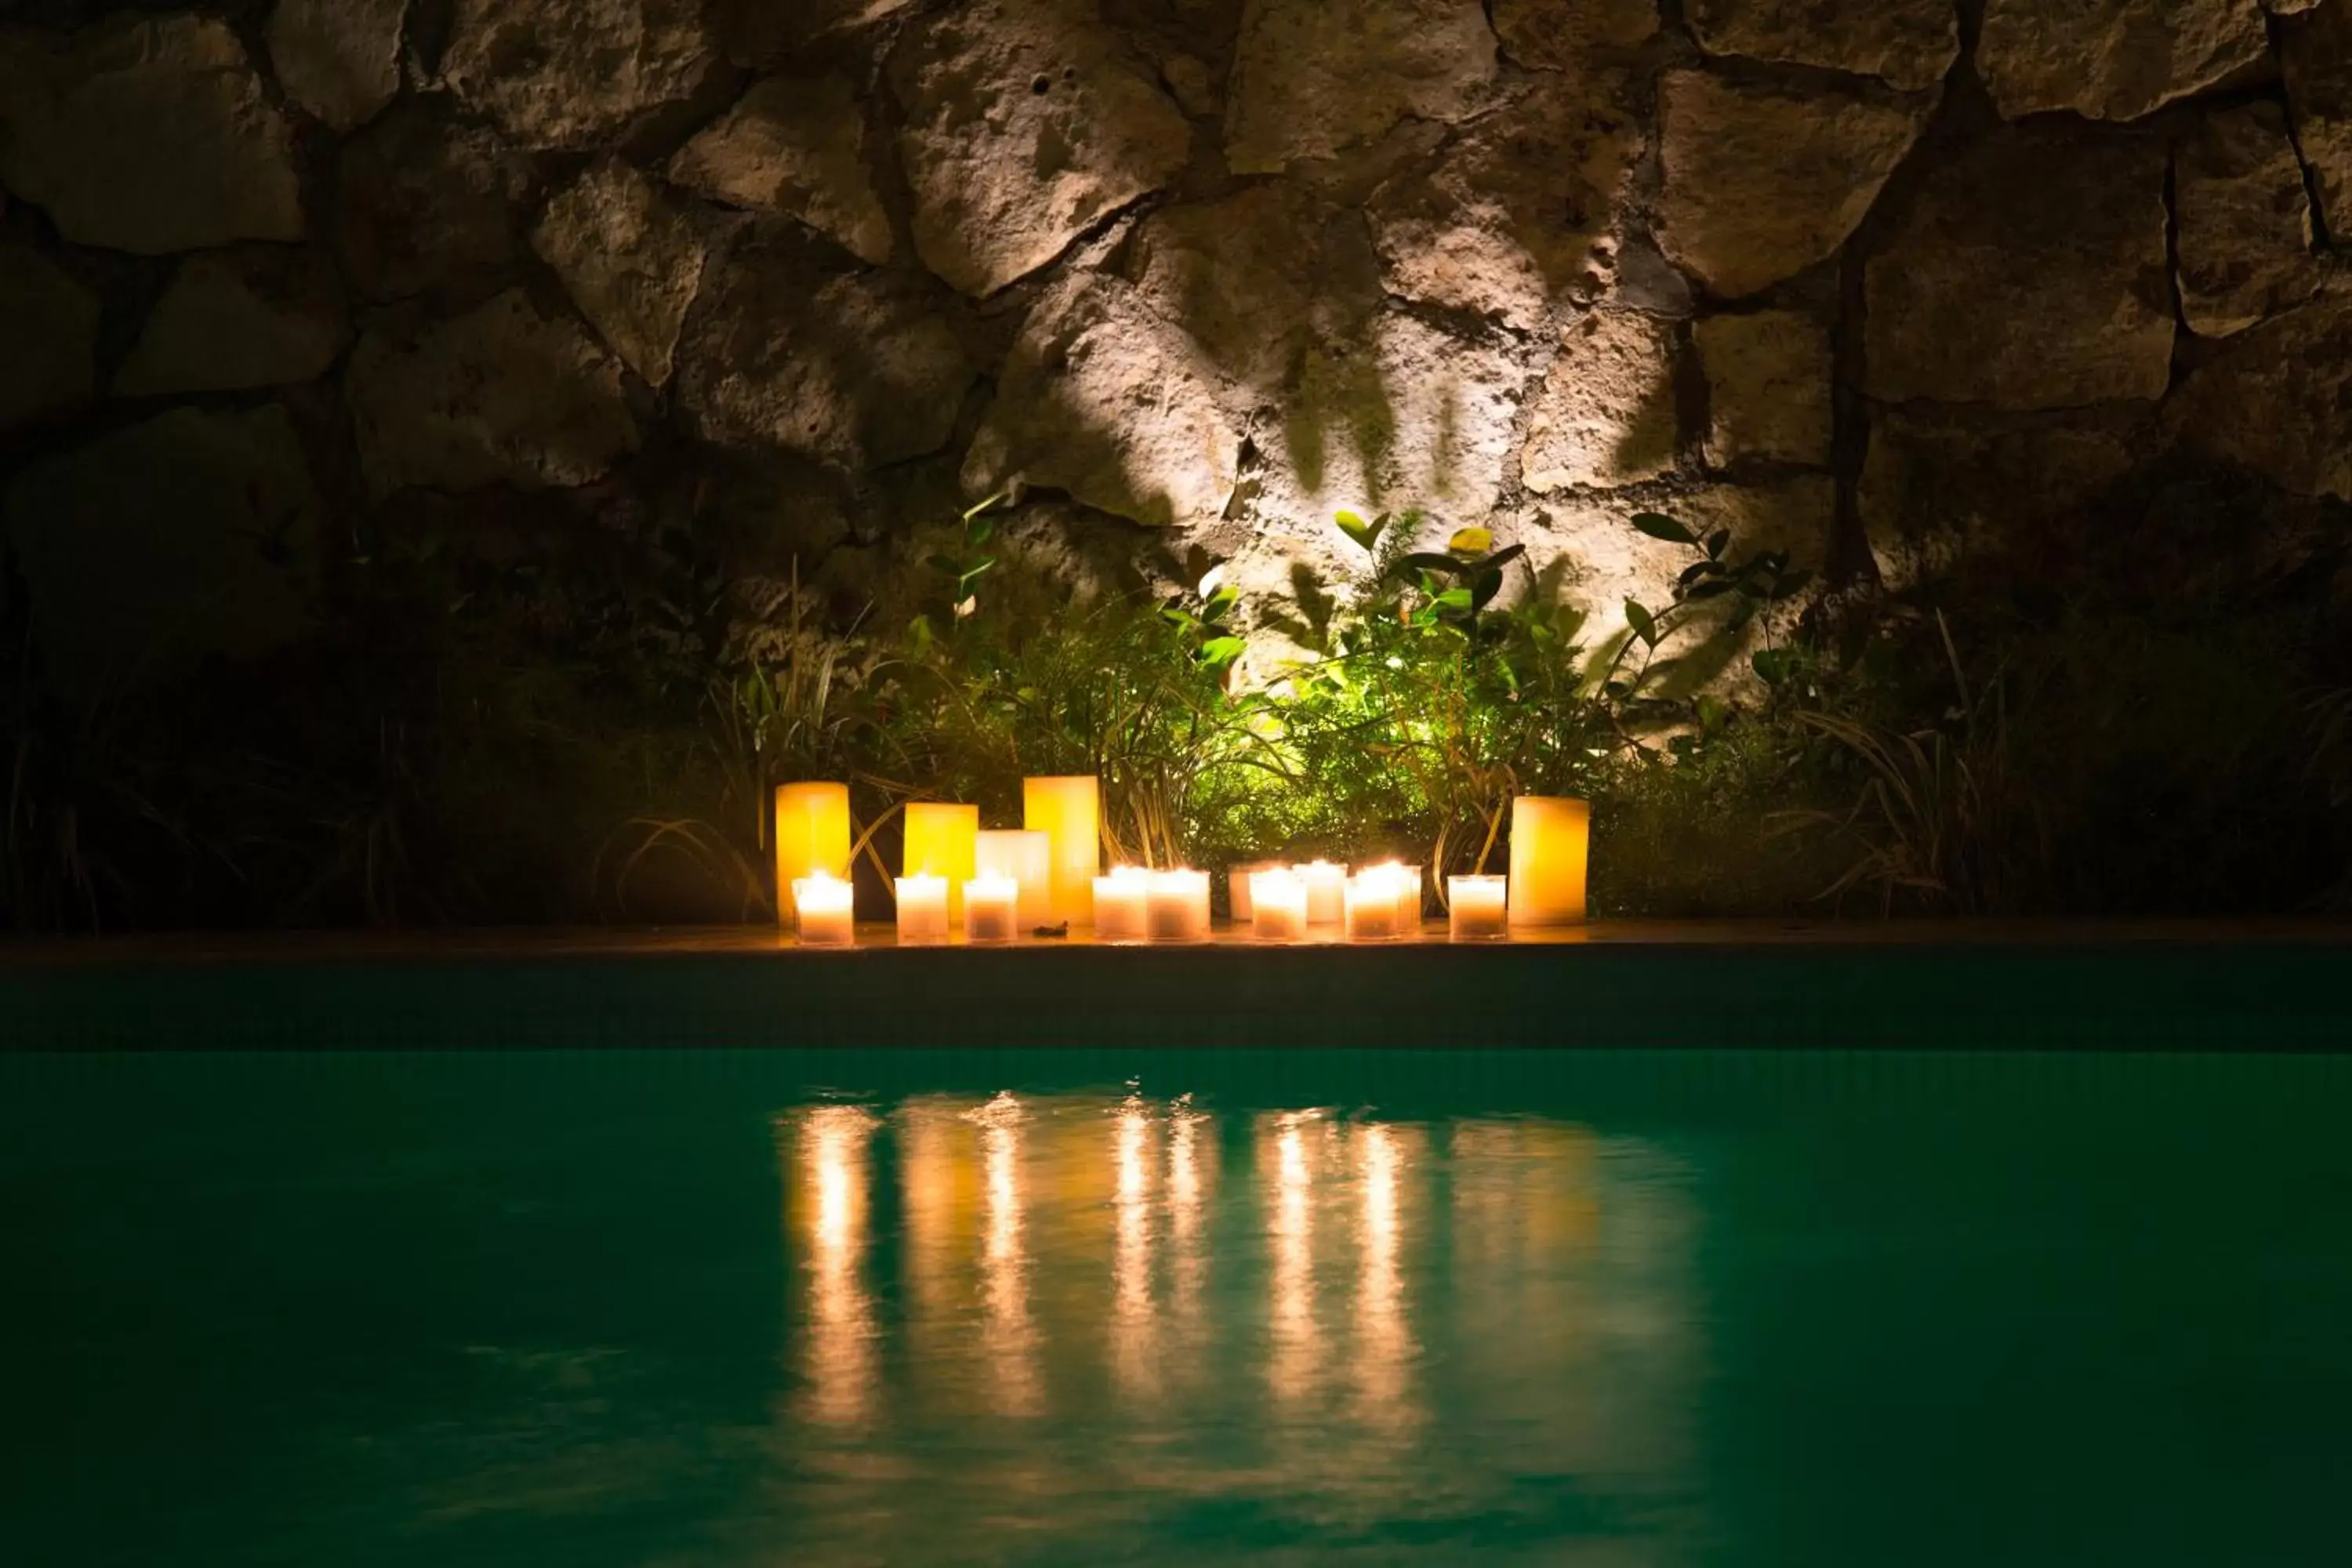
left=1111, top=1096, right=1159, bottom=1401
left=1267, top=1111, right=1321, bottom=1407
left=786, top=1105, right=879, bottom=1428
left=1352, top=1123, right=1417, bottom=1430
left=972, top=1091, right=1042, bottom=1417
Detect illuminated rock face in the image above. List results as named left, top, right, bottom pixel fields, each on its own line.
left=0, top=0, right=2339, bottom=666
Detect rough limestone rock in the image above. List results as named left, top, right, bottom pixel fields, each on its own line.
left=1225, top=0, right=1497, bottom=172
left=2175, top=103, right=2323, bottom=339
left=715, top=0, right=919, bottom=66
left=336, top=109, right=535, bottom=301
left=441, top=0, right=717, bottom=151
left=116, top=248, right=350, bottom=397
left=2, top=405, right=318, bottom=674
left=891, top=0, right=1192, bottom=296
left=1131, top=183, right=1369, bottom=391
left=267, top=0, right=406, bottom=132
left=1696, top=310, right=1833, bottom=470
left=0, top=243, right=98, bottom=430
left=1864, top=131, right=2172, bottom=410
left=1860, top=409, right=2140, bottom=586
left=2168, top=292, right=2352, bottom=501
left=2284, top=3, right=2352, bottom=238
left=532, top=160, right=708, bottom=387
left=1687, top=0, right=1958, bottom=93
left=1367, top=79, right=1637, bottom=331
left=668, top=74, right=891, bottom=265
left=1520, top=310, right=1681, bottom=493
left=1525, top=477, right=1833, bottom=689
left=346, top=290, right=641, bottom=499
left=1490, top=0, right=1659, bottom=71
left=964, top=274, right=1240, bottom=528
left=1657, top=70, right=1930, bottom=300
left=0, top=16, right=303, bottom=253
left=678, top=248, right=974, bottom=470
left=1976, top=0, right=2270, bottom=123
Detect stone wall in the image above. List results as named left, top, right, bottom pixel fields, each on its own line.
left=3, top=0, right=2347, bottom=679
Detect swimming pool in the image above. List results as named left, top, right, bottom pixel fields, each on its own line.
left=5, top=1044, right=2347, bottom=1565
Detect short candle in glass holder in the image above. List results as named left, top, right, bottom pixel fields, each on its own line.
left=1249, top=866, right=1308, bottom=940
left=895, top=873, right=949, bottom=943
left=1094, top=866, right=1150, bottom=941
left=1228, top=859, right=1286, bottom=923
left=1299, top=860, right=1347, bottom=926
left=1146, top=869, right=1211, bottom=942
left=792, top=872, right=855, bottom=947
left=1345, top=865, right=1408, bottom=941
left=1447, top=875, right=1508, bottom=941
left=964, top=872, right=1021, bottom=943
left=977, top=829, right=1053, bottom=931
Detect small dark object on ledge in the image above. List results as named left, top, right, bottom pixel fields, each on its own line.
left=1033, top=922, right=1071, bottom=939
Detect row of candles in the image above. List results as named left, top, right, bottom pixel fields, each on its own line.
left=779, top=777, right=1589, bottom=948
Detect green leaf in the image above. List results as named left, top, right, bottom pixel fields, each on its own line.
left=959, top=556, right=996, bottom=586
left=1751, top=648, right=1789, bottom=685
left=1624, top=598, right=1659, bottom=645
left=1432, top=586, right=1474, bottom=616
left=1471, top=566, right=1506, bottom=613
left=909, top=614, right=935, bottom=650
left=1705, top=528, right=1730, bottom=560
left=1632, top=512, right=1698, bottom=546
left=968, top=514, right=998, bottom=548
left=1682, top=578, right=1738, bottom=601
left=1769, top=568, right=1817, bottom=602
left=1335, top=509, right=1386, bottom=551
left=1697, top=693, right=1729, bottom=735
left=1446, top=525, right=1494, bottom=557
left=1198, top=635, right=1247, bottom=666
left=1203, top=583, right=1240, bottom=623
left=1678, top=559, right=1726, bottom=587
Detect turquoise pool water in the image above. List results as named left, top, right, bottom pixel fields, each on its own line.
left=6, top=1049, right=2347, bottom=1565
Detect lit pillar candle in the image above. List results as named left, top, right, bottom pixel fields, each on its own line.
left=1403, top=864, right=1426, bottom=933
left=774, top=782, right=851, bottom=931
left=1250, top=866, right=1308, bottom=940
left=1298, top=860, right=1347, bottom=926
left=1448, top=875, right=1508, bottom=942
left=964, top=872, right=1021, bottom=943
left=977, top=829, right=1054, bottom=931
left=1023, top=775, right=1102, bottom=928
left=1345, top=865, right=1407, bottom=941
left=1146, top=869, right=1210, bottom=942
left=1228, top=859, right=1286, bottom=924
left=1508, top=796, right=1591, bottom=927
left=895, top=873, right=948, bottom=943
left=792, top=872, right=855, bottom=947
left=903, top=803, right=979, bottom=928
left=1094, top=866, right=1150, bottom=942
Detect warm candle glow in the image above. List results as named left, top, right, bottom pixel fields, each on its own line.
left=792, top=871, right=855, bottom=947
left=964, top=871, right=1021, bottom=943
left=774, top=782, right=851, bottom=932
left=895, top=873, right=948, bottom=943
left=976, top=829, right=1054, bottom=931
left=903, top=802, right=979, bottom=927
left=1298, top=860, right=1347, bottom=926
left=1448, top=874, right=1508, bottom=941
left=1345, top=863, right=1410, bottom=941
left=1508, top=796, right=1590, bottom=926
left=1146, top=869, right=1211, bottom=942
left=1094, top=866, right=1149, bottom=942
left=1023, top=775, right=1102, bottom=928
left=1249, top=866, right=1307, bottom=941
left=1228, top=858, right=1286, bottom=923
